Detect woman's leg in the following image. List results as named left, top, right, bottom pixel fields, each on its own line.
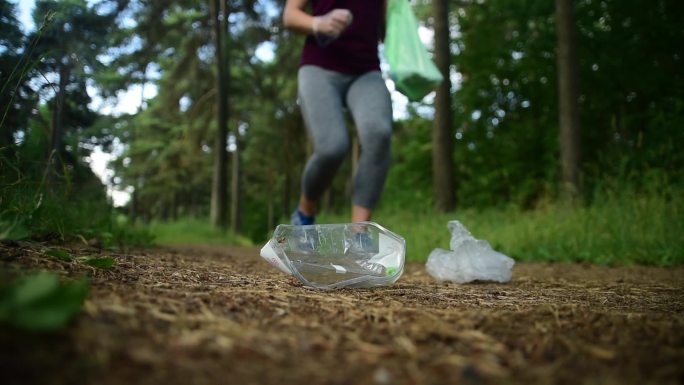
left=345, top=71, right=393, bottom=221
left=297, top=66, right=351, bottom=218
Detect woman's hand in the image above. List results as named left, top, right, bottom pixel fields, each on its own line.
left=313, top=9, right=353, bottom=39
left=283, top=0, right=352, bottom=46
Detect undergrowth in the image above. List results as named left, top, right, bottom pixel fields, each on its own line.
left=0, top=179, right=153, bottom=249
left=317, top=184, right=683, bottom=266
left=148, top=218, right=253, bottom=247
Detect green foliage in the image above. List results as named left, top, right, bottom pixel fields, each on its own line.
left=320, top=182, right=683, bottom=266
left=148, top=217, right=253, bottom=246
left=107, top=0, right=288, bottom=231
left=0, top=178, right=151, bottom=247
left=0, top=272, right=89, bottom=332
left=0, top=1, right=38, bottom=147
left=481, top=191, right=682, bottom=266
left=452, top=0, right=684, bottom=207
left=3, top=0, right=683, bottom=266
left=454, top=0, right=562, bottom=207
left=80, top=256, right=115, bottom=269
left=382, top=116, right=435, bottom=211
left=45, top=249, right=73, bottom=261
left=0, top=0, right=153, bottom=248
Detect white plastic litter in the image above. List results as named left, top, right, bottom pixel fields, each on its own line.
left=425, top=220, right=515, bottom=283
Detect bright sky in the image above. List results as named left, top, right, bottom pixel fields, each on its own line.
left=16, top=0, right=34, bottom=30
left=13, top=0, right=450, bottom=207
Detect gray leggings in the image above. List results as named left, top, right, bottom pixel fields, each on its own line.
left=298, top=65, right=393, bottom=210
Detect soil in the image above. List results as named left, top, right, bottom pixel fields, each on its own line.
left=1, top=241, right=683, bottom=385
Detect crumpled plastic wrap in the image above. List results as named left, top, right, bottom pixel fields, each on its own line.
left=425, top=220, right=515, bottom=283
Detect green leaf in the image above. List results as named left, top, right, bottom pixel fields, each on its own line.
left=45, top=249, right=73, bottom=261
left=12, top=272, right=60, bottom=305
left=82, top=257, right=115, bottom=269
left=0, top=273, right=90, bottom=332
left=0, top=220, right=31, bottom=240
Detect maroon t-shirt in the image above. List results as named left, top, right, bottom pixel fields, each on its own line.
left=300, top=0, right=384, bottom=74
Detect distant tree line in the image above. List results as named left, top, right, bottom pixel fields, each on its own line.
left=1, top=0, right=682, bottom=241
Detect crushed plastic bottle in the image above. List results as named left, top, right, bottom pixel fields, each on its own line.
left=260, top=222, right=405, bottom=289
left=426, top=220, right=515, bottom=284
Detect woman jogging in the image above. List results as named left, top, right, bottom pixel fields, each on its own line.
left=283, top=0, right=392, bottom=225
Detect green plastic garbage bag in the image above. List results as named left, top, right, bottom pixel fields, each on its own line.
left=385, top=0, right=444, bottom=102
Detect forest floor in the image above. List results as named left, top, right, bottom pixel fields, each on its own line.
left=1, top=241, right=683, bottom=385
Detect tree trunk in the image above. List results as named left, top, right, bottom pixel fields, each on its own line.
left=431, top=0, right=456, bottom=212
left=210, top=0, right=229, bottom=228
left=555, top=0, right=582, bottom=200
left=224, top=0, right=241, bottom=234
left=231, top=135, right=241, bottom=233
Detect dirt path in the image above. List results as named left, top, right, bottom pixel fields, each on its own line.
left=2, top=242, right=683, bottom=385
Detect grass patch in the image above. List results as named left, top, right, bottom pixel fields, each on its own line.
left=0, top=183, right=153, bottom=248
left=318, top=188, right=683, bottom=266
left=147, top=218, right=253, bottom=247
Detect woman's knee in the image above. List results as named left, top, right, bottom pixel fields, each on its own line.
left=361, top=120, right=392, bottom=152
left=316, top=141, right=349, bottom=165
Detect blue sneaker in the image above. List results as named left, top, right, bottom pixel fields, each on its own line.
left=289, top=209, right=318, bottom=252
left=290, top=209, right=315, bottom=225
